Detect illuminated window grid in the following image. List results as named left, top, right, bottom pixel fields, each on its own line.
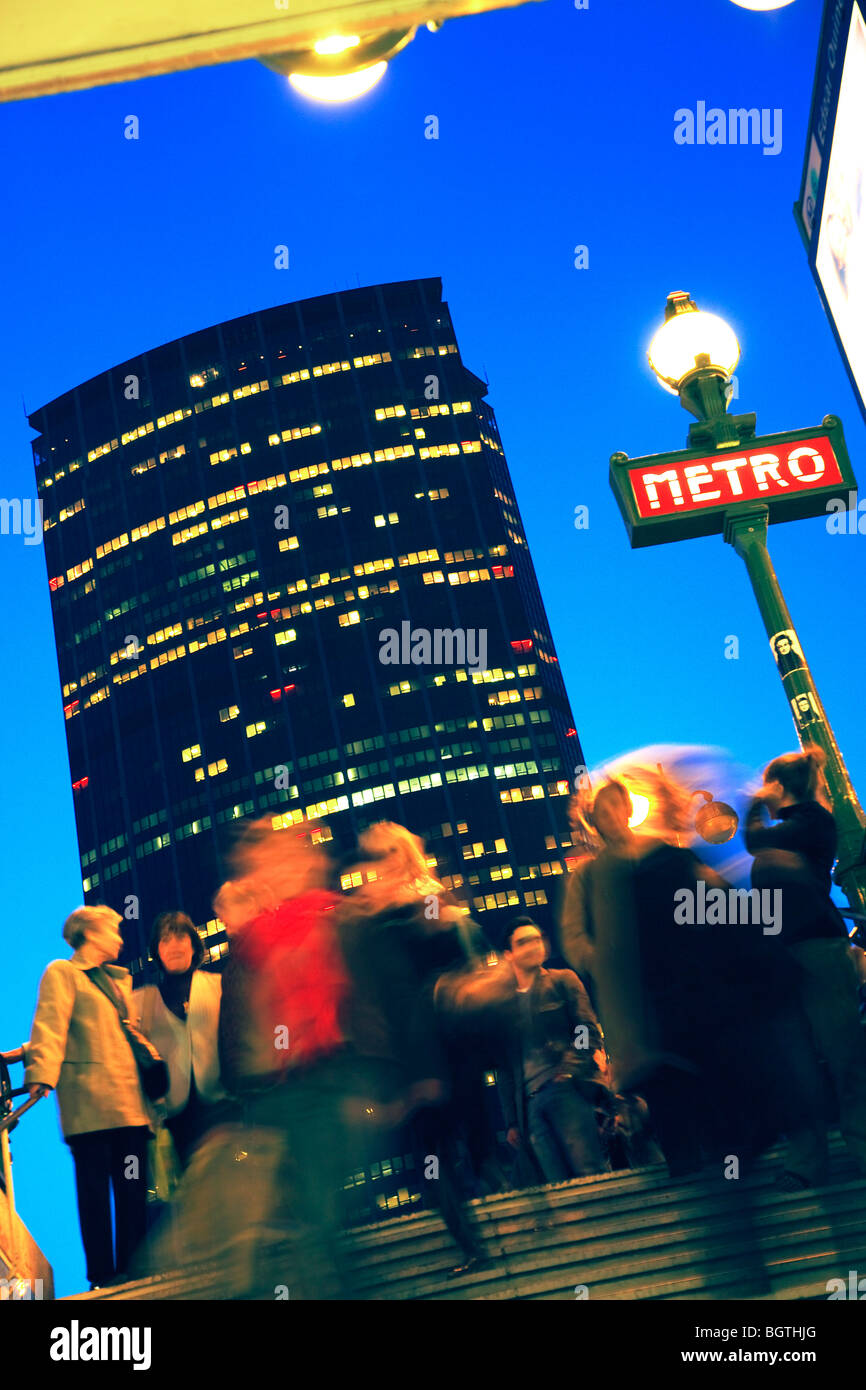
left=289, top=461, right=329, bottom=483
left=396, top=773, right=442, bottom=796
left=473, top=891, right=520, bottom=913
left=268, top=424, right=322, bottom=447
left=422, top=570, right=445, bottom=585
left=210, top=443, right=251, bottom=465
left=331, top=452, right=372, bottom=472
left=83, top=686, right=109, bottom=708
left=96, top=533, right=129, bottom=559
left=232, top=380, right=269, bottom=401
left=444, top=765, right=489, bottom=784
left=374, top=513, right=398, bottom=527
left=353, top=352, right=392, bottom=368
left=387, top=680, right=417, bottom=696
left=172, top=521, right=209, bottom=546
left=374, top=405, right=406, bottom=421
left=220, top=706, right=239, bottom=722
left=157, top=408, right=192, bottom=430
left=398, top=549, right=438, bottom=567
left=278, top=536, right=300, bottom=553
left=170, top=501, right=206, bottom=529
left=339, top=611, right=360, bottom=627
left=313, top=359, right=351, bottom=377
left=448, top=569, right=490, bottom=586
left=524, top=890, right=549, bottom=907
left=111, top=663, right=147, bottom=687
left=354, top=558, right=394, bottom=576
left=123, top=422, right=155, bottom=446
left=414, top=488, right=450, bottom=502
left=56, top=498, right=85, bottom=524
left=211, top=507, right=249, bottom=532
left=500, top=784, right=545, bottom=803
left=410, top=401, right=471, bottom=420
left=148, top=622, right=183, bottom=646
left=189, top=626, right=228, bottom=654
left=149, top=644, right=186, bottom=670
left=88, top=439, right=118, bottom=461
left=194, top=759, right=228, bottom=782
left=373, top=445, right=414, bottom=463
left=66, top=557, right=93, bottom=583
left=181, top=744, right=201, bottom=763
left=305, top=794, right=349, bottom=819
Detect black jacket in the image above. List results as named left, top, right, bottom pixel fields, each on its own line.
left=744, top=799, right=847, bottom=943
left=494, top=968, right=608, bottom=1135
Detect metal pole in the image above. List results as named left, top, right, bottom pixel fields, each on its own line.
left=724, top=504, right=866, bottom=918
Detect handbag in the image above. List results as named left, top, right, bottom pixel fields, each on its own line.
left=147, top=1124, right=181, bottom=1204
left=85, top=967, right=170, bottom=1101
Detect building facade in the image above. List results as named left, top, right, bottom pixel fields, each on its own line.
left=31, top=278, right=586, bottom=973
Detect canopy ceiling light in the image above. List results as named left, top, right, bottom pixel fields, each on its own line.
left=260, top=27, right=419, bottom=101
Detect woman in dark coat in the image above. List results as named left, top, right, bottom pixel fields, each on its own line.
left=745, top=747, right=866, bottom=1180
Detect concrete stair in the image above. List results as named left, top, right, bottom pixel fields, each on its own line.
left=65, top=1133, right=866, bottom=1301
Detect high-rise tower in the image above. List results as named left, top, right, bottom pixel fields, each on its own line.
left=31, top=278, right=586, bottom=972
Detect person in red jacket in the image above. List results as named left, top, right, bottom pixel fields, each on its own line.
left=214, top=819, right=352, bottom=1297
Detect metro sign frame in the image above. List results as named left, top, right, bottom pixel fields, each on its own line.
left=609, top=417, right=857, bottom=548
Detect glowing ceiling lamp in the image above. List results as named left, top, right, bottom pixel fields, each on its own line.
left=260, top=27, right=419, bottom=104
left=729, top=2, right=796, bottom=10
left=288, top=64, right=387, bottom=103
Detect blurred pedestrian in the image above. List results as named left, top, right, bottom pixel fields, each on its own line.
left=745, top=747, right=866, bottom=1180
left=25, top=906, right=152, bottom=1289
left=338, top=821, right=490, bottom=1275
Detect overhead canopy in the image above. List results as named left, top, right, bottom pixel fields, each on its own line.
left=0, top=0, right=540, bottom=103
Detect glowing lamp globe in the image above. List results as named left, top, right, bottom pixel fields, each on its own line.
left=648, top=292, right=740, bottom=395
left=693, top=791, right=739, bottom=844
left=730, top=2, right=796, bottom=11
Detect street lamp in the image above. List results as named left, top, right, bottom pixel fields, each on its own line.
left=260, top=28, right=419, bottom=103
left=647, top=291, right=746, bottom=449
left=639, top=290, right=866, bottom=917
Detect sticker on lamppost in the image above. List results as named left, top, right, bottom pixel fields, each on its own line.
left=769, top=629, right=806, bottom=676
left=791, top=690, right=824, bottom=730
left=610, top=420, right=856, bottom=548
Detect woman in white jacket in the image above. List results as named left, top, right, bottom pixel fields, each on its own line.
left=132, top=912, right=237, bottom=1166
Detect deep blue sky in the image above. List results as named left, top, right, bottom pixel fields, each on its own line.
left=1, top=0, right=863, bottom=1296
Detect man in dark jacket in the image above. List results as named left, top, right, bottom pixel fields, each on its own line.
left=493, top=917, right=612, bottom=1183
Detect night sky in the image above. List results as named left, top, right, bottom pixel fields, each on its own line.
left=1, top=0, right=863, bottom=1295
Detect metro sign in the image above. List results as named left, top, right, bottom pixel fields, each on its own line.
left=609, top=417, right=857, bottom=548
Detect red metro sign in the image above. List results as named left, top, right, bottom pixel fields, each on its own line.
left=609, top=418, right=857, bottom=548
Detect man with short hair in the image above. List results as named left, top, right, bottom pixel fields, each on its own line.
left=496, top=916, right=611, bottom=1183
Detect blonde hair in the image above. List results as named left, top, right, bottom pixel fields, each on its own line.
left=350, top=821, right=444, bottom=917
left=63, top=905, right=122, bottom=950
left=571, top=764, right=696, bottom=847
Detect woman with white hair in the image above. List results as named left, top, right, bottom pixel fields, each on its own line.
left=25, top=905, right=152, bottom=1289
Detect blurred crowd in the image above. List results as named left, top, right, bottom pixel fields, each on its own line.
left=23, top=745, right=866, bottom=1297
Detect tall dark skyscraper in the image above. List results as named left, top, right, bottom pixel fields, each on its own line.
left=31, top=278, right=586, bottom=972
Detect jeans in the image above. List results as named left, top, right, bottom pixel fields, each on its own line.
left=526, top=1078, right=609, bottom=1182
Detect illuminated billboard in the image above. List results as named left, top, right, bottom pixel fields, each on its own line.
left=609, top=418, right=856, bottom=548
left=796, top=0, right=866, bottom=425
